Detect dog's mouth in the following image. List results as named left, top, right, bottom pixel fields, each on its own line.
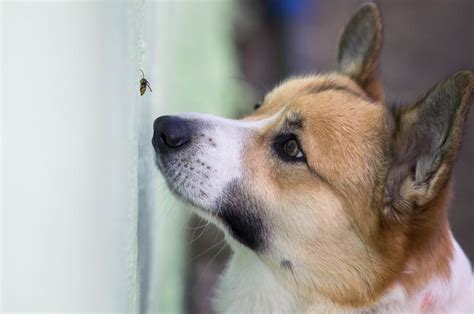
left=154, top=150, right=218, bottom=211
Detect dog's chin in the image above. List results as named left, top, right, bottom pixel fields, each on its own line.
left=168, top=186, right=213, bottom=215
left=155, top=156, right=215, bottom=213
left=163, top=177, right=213, bottom=212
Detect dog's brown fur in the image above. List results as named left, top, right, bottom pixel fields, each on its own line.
left=236, top=4, right=473, bottom=307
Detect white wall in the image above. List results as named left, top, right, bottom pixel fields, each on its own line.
left=1, top=1, right=242, bottom=312
left=2, top=2, right=141, bottom=311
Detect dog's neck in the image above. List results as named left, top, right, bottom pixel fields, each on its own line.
left=214, top=237, right=473, bottom=313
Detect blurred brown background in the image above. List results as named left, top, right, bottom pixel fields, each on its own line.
left=186, top=1, right=473, bottom=313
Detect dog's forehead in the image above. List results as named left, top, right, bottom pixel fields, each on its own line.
left=248, top=74, right=370, bottom=120
left=246, top=74, right=380, bottom=130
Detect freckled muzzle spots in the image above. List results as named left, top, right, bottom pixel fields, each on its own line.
left=153, top=116, right=224, bottom=209
left=155, top=150, right=218, bottom=207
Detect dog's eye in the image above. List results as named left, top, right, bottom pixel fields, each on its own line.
left=273, top=134, right=306, bottom=162
left=282, top=139, right=304, bottom=159
left=253, top=102, right=262, bottom=110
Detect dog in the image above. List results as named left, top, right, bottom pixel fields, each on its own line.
left=152, top=3, right=473, bottom=313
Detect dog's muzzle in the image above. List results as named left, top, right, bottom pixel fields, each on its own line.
left=151, top=113, right=268, bottom=250
left=152, top=115, right=191, bottom=153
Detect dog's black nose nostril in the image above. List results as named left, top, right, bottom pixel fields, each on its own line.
left=152, top=115, right=191, bottom=152
left=159, top=131, right=188, bottom=148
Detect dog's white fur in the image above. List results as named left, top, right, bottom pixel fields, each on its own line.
left=215, top=238, right=473, bottom=313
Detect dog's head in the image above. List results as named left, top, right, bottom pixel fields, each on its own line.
left=153, top=3, right=473, bottom=307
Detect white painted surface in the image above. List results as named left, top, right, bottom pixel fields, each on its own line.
left=1, top=1, right=242, bottom=312
left=2, top=2, right=140, bottom=311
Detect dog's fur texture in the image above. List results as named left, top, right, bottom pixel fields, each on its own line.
left=153, top=3, right=474, bottom=313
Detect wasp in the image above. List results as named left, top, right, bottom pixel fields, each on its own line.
left=139, top=69, right=152, bottom=96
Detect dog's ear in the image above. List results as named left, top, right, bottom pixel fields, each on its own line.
left=384, top=71, right=473, bottom=221
left=337, top=3, right=383, bottom=101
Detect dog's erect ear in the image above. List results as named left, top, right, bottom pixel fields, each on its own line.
left=384, top=71, right=473, bottom=221
left=337, top=3, right=383, bottom=101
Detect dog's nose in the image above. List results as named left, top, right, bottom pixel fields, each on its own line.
left=152, top=115, right=191, bottom=153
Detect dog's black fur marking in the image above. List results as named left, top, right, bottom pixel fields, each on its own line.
left=280, top=259, right=292, bottom=270
left=219, top=180, right=267, bottom=251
